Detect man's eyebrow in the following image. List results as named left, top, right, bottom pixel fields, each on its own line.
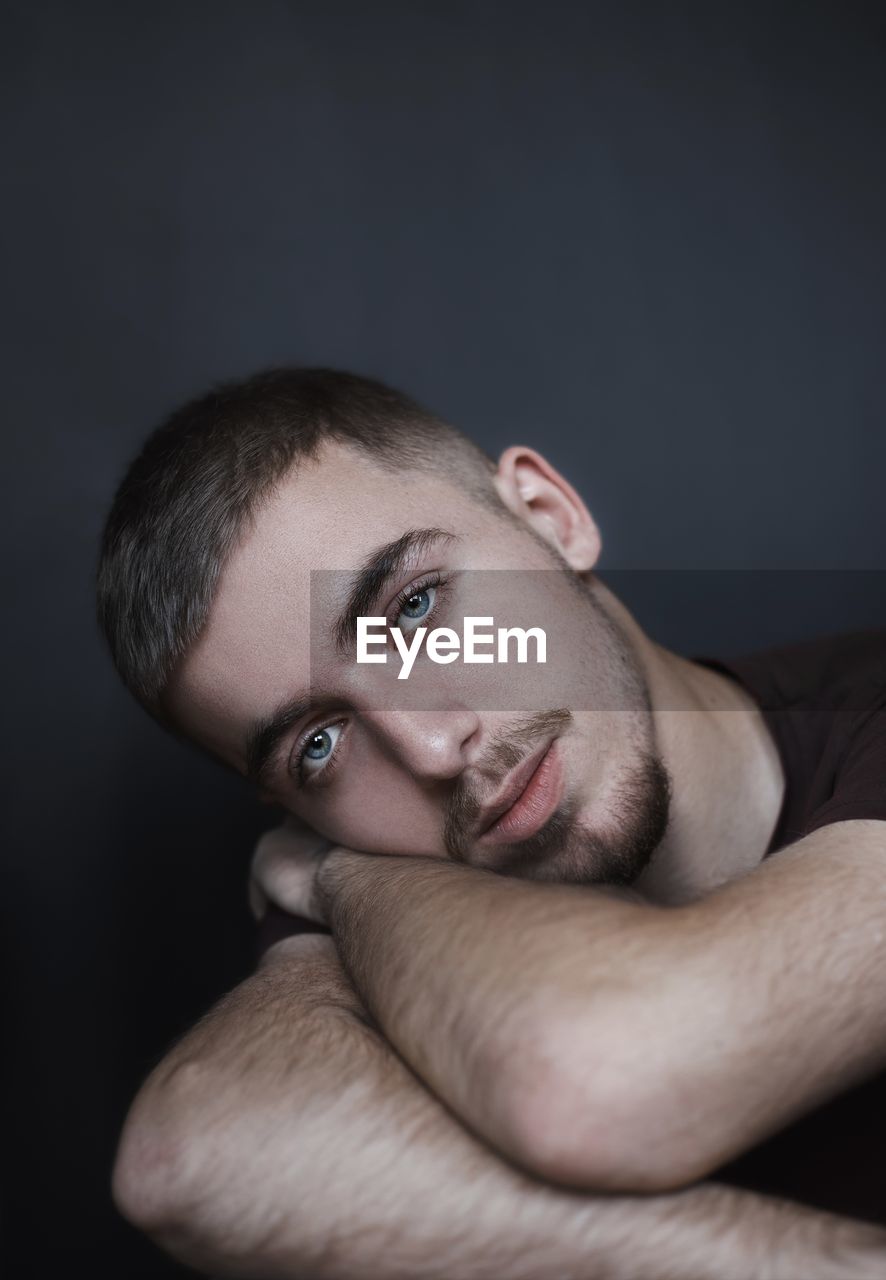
left=244, top=528, right=458, bottom=788
left=331, top=527, right=459, bottom=657
left=245, top=693, right=315, bottom=789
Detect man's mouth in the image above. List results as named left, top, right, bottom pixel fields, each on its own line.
left=475, top=738, right=565, bottom=846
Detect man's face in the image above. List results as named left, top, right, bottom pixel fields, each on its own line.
left=168, top=442, right=670, bottom=886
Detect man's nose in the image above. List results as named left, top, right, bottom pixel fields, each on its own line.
left=362, top=705, right=482, bottom=782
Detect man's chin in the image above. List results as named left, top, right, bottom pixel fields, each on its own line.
left=466, top=767, right=671, bottom=888
left=466, top=797, right=586, bottom=878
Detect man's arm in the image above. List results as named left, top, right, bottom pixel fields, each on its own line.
left=308, top=818, right=886, bottom=1194
left=113, top=933, right=886, bottom=1279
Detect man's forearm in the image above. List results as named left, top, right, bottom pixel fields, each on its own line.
left=317, top=847, right=675, bottom=1183
left=317, top=824, right=886, bottom=1191
left=113, top=935, right=886, bottom=1280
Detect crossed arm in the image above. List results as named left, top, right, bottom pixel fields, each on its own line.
left=113, top=818, right=886, bottom=1276
left=314, top=817, right=886, bottom=1192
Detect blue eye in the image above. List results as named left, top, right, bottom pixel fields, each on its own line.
left=305, top=729, right=333, bottom=759
left=397, top=584, right=436, bottom=630
left=299, top=723, right=342, bottom=777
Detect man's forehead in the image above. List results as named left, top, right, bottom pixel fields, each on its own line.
left=166, top=442, right=477, bottom=755
left=236, top=441, right=469, bottom=572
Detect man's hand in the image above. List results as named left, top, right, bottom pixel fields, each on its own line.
left=248, top=816, right=338, bottom=926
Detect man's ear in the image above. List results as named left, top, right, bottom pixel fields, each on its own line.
left=493, top=446, right=601, bottom=571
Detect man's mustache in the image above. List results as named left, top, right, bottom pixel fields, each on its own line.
left=443, top=707, right=573, bottom=860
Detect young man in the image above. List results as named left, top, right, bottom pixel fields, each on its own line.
left=99, top=368, right=886, bottom=1278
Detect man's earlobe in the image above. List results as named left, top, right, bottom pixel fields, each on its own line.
left=494, top=446, right=602, bottom=572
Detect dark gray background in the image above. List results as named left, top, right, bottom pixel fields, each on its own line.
left=4, top=2, right=885, bottom=1274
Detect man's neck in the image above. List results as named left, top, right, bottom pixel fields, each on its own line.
left=601, top=588, right=786, bottom=905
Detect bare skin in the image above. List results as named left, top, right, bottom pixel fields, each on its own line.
left=114, top=933, right=886, bottom=1280
left=113, top=440, right=886, bottom=1275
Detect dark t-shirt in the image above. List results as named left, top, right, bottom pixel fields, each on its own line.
left=693, top=628, right=886, bottom=854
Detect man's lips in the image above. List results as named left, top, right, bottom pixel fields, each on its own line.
left=475, top=738, right=564, bottom=846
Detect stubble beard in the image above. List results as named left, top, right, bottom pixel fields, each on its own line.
left=444, top=562, right=672, bottom=888
left=493, top=748, right=672, bottom=887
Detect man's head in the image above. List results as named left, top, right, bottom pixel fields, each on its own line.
left=98, top=368, right=670, bottom=886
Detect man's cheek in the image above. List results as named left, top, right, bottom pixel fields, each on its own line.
left=329, top=798, right=442, bottom=858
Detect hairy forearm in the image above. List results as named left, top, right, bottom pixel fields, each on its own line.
left=318, top=848, right=671, bottom=1178
left=113, top=935, right=886, bottom=1280
left=317, top=826, right=886, bottom=1191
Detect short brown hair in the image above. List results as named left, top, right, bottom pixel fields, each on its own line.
left=96, top=367, right=497, bottom=711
